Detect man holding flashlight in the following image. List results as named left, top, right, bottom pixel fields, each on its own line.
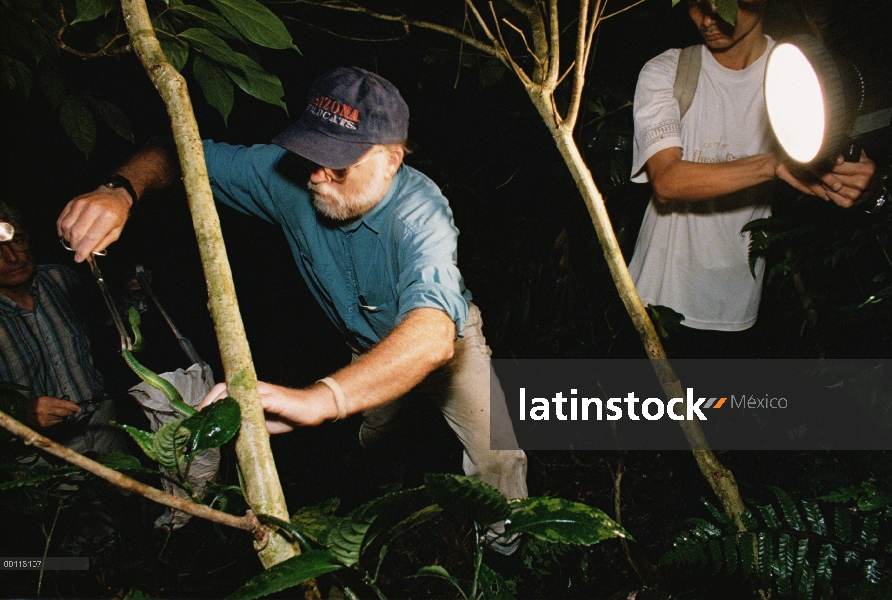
left=628, top=0, right=875, bottom=357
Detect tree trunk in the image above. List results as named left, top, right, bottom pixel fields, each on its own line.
left=120, top=0, right=302, bottom=568
left=537, top=100, right=747, bottom=528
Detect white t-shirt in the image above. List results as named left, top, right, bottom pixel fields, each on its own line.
left=629, top=39, right=776, bottom=331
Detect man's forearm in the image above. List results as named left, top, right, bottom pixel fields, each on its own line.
left=314, top=307, right=457, bottom=419
left=649, top=149, right=777, bottom=203
left=116, top=140, right=180, bottom=202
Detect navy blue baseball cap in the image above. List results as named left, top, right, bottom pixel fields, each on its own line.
left=272, top=67, right=409, bottom=170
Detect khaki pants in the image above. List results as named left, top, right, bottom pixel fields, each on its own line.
left=357, top=303, right=528, bottom=500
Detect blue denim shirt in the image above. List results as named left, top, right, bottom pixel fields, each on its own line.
left=203, top=141, right=471, bottom=350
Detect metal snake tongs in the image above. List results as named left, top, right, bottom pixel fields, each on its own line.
left=87, top=254, right=133, bottom=353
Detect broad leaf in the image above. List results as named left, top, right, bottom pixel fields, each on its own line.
left=71, top=0, right=117, bottom=25
left=290, top=498, right=341, bottom=545
left=86, top=96, right=134, bottom=143
left=0, top=468, right=80, bottom=490
left=227, top=550, right=342, bottom=600
left=170, top=5, right=243, bottom=42
left=503, top=497, right=629, bottom=545
left=0, top=57, right=34, bottom=100
left=178, top=29, right=286, bottom=111
left=59, top=95, right=96, bottom=158
left=181, top=396, right=241, bottom=456
left=326, top=488, right=420, bottom=567
left=771, top=486, right=805, bottom=532
left=207, top=0, right=298, bottom=51
left=38, top=60, right=65, bottom=109
left=671, top=0, right=738, bottom=26
left=478, top=563, right=515, bottom=600
left=116, top=423, right=158, bottom=463
left=193, top=55, right=234, bottom=125
left=158, top=36, right=190, bottom=72
left=224, top=55, right=286, bottom=112
left=152, top=419, right=189, bottom=471
left=424, top=473, right=511, bottom=527
left=177, top=28, right=235, bottom=64
left=99, top=452, right=156, bottom=474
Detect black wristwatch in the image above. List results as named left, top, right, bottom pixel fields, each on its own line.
left=102, top=174, right=138, bottom=206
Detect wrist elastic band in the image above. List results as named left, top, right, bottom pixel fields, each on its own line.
left=317, top=377, right=347, bottom=421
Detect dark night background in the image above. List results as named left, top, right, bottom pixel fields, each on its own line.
left=2, top=1, right=892, bottom=598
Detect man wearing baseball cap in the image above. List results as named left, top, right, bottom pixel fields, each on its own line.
left=58, top=67, right=528, bottom=551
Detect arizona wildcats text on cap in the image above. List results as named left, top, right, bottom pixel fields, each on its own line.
left=272, top=67, right=410, bottom=170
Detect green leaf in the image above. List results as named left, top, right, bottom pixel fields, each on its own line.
left=326, top=488, right=420, bottom=567
left=777, top=533, right=794, bottom=597
left=758, top=503, right=782, bottom=530
left=0, top=57, right=34, bottom=99
left=123, top=589, right=150, bottom=600
left=0, top=468, right=80, bottom=490
left=152, top=419, right=189, bottom=471
left=862, top=558, right=883, bottom=584
left=722, top=534, right=738, bottom=574
left=414, top=565, right=458, bottom=584
left=59, top=95, right=96, bottom=158
left=425, top=473, right=511, bottom=527
left=193, top=55, right=234, bottom=125
left=815, top=542, right=837, bottom=582
left=757, top=532, right=774, bottom=586
left=227, top=550, right=342, bottom=600
left=177, top=28, right=236, bottom=64
left=170, top=4, right=244, bottom=41
left=116, top=423, right=158, bottom=463
left=714, top=0, right=738, bottom=26
left=798, top=560, right=816, bottom=600
left=99, top=452, right=156, bottom=474
left=71, top=0, right=117, bottom=25
left=503, top=497, right=629, bottom=545
left=739, top=508, right=759, bottom=530
left=702, top=498, right=736, bottom=533
left=771, top=486, right=806, bottom=532
left=478, top=563, right=516, bottom=600
left=857, top=513, right=880, bottom=551
left=86, top=96, right=135, bottom=143
left=290, top=497, right=341, bottom=545
left=38, top=60, right=66, bottom=109
left=709, top=537, right=723, bottom=572
left=207, top=0, right=298, bottom=51
left=158, top=36, right=190, bottom=72
left=223, top=55, right=286, bottom=112
left=180, top=396, right=240, bottom=456
left=740, top=532, right=756, bottom=580
left=834, top=506, right=852, bottom=543
left=801, top=499, right=827, bottom=536
left=646, top=304, right=684, bottom=339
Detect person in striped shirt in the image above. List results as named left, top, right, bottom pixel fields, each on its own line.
left=0, top=202, right=120, bottom=455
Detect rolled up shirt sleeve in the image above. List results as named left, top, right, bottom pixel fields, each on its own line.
left=631, top=48, right=684, bottom=183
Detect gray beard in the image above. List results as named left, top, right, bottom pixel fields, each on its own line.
left=307, top=168, right=390, bottom=222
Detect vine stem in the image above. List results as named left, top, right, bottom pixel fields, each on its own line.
left=0, top=409, right=265, bottom=539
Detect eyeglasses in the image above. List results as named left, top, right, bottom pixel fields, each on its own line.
left=0, top=223, right=29, bottom=253
left=315, top=149, right=383, bottom=184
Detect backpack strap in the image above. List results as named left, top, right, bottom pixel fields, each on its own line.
left=674, top=44, right=702, bottom=121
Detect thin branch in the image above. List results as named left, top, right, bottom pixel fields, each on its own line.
left=281, top=15, right=405, bottom=42
left=556, top=60, right=575, bottom=87
left=582, top=100, right=632, bottom=128
left=289, top=0, right=501, bottom=58
left=564, top=0, right=592, bottom=128
left=0, top=409, right=266, bottom=540
left=502, top=18, right=542, bottom=65
left=465, top=0, right=498, bottom=45
left=545, top=0, right=561, bottom=86
left=455, top=3, right=471, bottom=89
left=503, top=0, right=535, bottom=18
left=600, top=0, right=647, bottom=22
left=484, top=2, right=532, bottom=88
left=53, top=3, right=130, bottom=57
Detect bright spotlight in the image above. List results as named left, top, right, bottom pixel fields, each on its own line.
left=765, top=35, right=892, bottom=169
